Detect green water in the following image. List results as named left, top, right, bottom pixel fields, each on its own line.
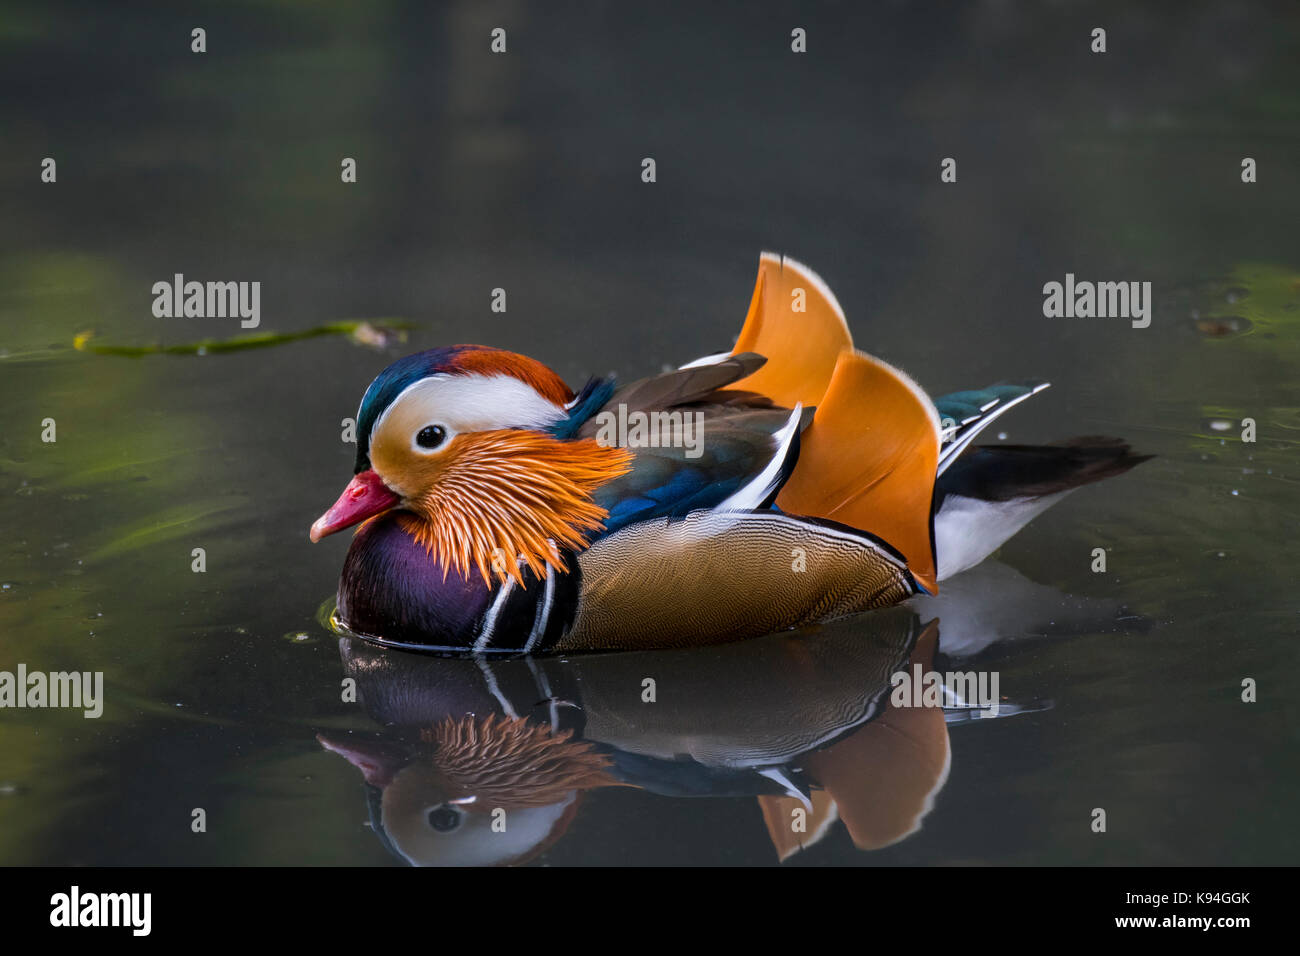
left=1, top=1, right=1297, bottom=865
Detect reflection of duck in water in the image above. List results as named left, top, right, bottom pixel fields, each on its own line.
left=321, top=714, right=625, bottom=867
left=321, top=595, right=1126, bottom=865
left=309, top=253, right=1148, bottom=653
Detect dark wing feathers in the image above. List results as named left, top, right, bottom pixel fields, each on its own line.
left=553, top=355, right=771, bottom=439
left=570, top=354, right=796, bottom=537
left=593, top=410, right=799, bottom=533
left=590, top=352, right=768, bottom=420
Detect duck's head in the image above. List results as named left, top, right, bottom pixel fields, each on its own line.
left=310, top=345, right=631, bottom=585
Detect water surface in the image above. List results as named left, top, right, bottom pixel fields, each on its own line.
left=1, top=1, right=1297, bottom=865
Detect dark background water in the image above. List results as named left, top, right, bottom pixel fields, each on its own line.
left=1, top=1, right=1297, bottom=865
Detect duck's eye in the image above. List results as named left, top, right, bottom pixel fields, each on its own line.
left=426, top=805, right=461, bottom=832
left=416, top=425, right=447, bottom=450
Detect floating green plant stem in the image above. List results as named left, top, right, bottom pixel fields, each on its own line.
left=72, top=319, right=411, bottom=356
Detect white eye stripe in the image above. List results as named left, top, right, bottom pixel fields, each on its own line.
left=371, top=373, right=566, bottom=452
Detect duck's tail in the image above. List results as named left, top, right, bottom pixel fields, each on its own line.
left=723, top=252, right=1149, bottom=594
left=933, top=438, right=1152, bottom=580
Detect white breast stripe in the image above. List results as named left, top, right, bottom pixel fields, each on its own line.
left=473, top=578, right=516, bottom=652
left=523, top=568, right=557, bottom=654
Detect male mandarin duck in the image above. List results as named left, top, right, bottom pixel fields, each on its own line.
left=310, top=253, right=1147, bottom=653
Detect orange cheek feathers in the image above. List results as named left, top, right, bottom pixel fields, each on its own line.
left=378, top=431, right=632, bottom=587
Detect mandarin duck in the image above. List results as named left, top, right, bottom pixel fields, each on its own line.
left=310, top=253, right=1148, bottom=653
